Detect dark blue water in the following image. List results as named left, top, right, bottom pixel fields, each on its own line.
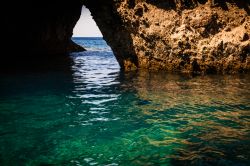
left=0, top=37, right=249, bottom=165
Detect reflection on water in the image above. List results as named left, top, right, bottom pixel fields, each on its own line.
left=0, top=38, right=249, bottom=165
left=121, top=72, right=250, bottom=165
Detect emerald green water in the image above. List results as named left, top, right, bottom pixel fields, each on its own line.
left=0, top=38, right=249, bottom=165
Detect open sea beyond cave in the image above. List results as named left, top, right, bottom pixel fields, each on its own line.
left=0, top=37, right=249, bottom=166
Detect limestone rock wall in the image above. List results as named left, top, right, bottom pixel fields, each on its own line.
left=85, top=0, right=250, bottom=73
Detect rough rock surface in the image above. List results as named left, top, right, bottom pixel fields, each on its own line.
left=3, top=0, right=250, bottom=74
left=85, top=0, right=250, bottom=73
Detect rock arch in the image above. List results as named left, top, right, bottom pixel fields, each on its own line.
left=2, top=0, right=250, bottom=73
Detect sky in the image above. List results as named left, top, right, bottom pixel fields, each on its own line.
left=73, top=6, right=103, bottom=37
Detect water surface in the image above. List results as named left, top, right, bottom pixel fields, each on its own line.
left=0, top=37, right=249, bottom=165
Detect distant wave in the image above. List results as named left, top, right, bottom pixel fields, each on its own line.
left=83, top=47, right=112, bottom=52
left=72, top=37, right=112, bottom=52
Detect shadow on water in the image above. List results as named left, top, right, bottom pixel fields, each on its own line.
left=0, top=54, right=75, bottom=99
left=0, top=54, right=74, bottom=74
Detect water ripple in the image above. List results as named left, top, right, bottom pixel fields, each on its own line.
left=0, top=38, right=249, bottom=165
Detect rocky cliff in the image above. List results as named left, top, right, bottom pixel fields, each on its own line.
left=3, top=0, right=250, bottom=74
left=85, top=0, right=250, bottom=74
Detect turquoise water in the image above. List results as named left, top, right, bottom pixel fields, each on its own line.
left=0, top=37, right=250, bottom=165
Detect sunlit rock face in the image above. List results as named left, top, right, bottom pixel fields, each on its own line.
left=85, top=0, right=250, bottom=73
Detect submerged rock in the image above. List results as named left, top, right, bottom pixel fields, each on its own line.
left=67, top=40, right=86, bottom=52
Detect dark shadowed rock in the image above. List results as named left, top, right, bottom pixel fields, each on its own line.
left=3, top=0, right=85, bottom=55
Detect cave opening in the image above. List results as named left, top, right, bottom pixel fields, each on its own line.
left=70, top=5, right=120, bottom=73
left=70, top=5, right=120, bottom=71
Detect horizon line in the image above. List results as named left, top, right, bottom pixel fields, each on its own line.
left=72, top=36, right=103, bottom=38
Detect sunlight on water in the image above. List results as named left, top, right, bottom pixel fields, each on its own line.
left=0, top=38, right=249, bottom=165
